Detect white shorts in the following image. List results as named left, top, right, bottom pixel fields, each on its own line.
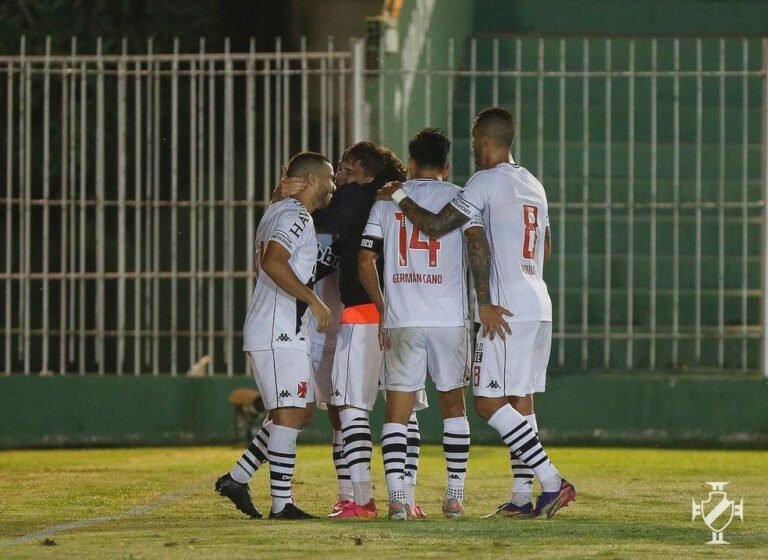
left=472, top=321, right=551, bottom=398
left=381, top=326, right=471, bottom=392
left=311, top=341, right=335, bottom=411
left=247, top=349, right=315, bottom=410
left=330, top=323, right=381, bottom=411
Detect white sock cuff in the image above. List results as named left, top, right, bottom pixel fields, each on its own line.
left=269, top=424, right=300, bottom=451
left=525, top=413, right=538, bottom=434
left=339, top=407, right=369, bottom=425
left=333, top=429, right=343, bottom=445
left=382, top=422, right=407, bottom=437
left=443, top=416, right=470, bottom=433
left=487, top=403, right=521, bottom=433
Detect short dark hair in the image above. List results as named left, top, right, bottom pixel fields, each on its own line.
left=286, top=151, right=330, bottom=178
left=340, top=141, right=386, bottom=178
left=408, top=127, right=451, bottom=170
left=473, top=107, right=516, bottom=147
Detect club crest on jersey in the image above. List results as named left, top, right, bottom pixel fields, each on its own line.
left=297, top=382, right=308, bottom=399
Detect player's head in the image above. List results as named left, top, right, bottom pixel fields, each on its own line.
left=336, top=141, right=384, bottom=186
left=286, top=151, right=335, bottom=210
left=376, top=145, right=407, bottom=182
left=407, top=127, right=451, bottom=179
left=471, top=107, right=515, bottom=168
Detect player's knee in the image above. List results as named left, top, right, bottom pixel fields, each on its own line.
left=473, top=396, right=496, bottom=421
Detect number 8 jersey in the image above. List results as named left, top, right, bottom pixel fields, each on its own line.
left=363, top=179, right=482, bottom=328
left=450, top=162, right=552, bottom=323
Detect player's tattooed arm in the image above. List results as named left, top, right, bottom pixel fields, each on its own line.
left=464, top=226, right=512, bottom=341
left=377, top=181, right=469, bottom=238
left=397, top=199, right=469, bottom=238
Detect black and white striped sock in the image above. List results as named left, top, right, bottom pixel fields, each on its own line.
left=443, top=416, right=470, bottom=500
left=229, top=420, right=271, bottom=484
left=268, top=424, right=300, bottom=514
left=488, top=404, right=560, bottom=492
left=404, top=413, right=420, bottom=505
left=340, top=408, right=373, bottom=504
left=381, top=422, right=407, bottom=503
left=332, top=429, right=353, bottom=501
left=510, top=414, right=537, bottom=505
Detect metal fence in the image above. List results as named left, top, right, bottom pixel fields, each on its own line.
left=1, top=37, right=363, bottom=376
left=2, top=35, right=767, bottom=376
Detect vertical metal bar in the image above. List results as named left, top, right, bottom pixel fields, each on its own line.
left=650, top=38, right=658, bottom=369
left=469, top=38, right=476, bottom=176
left=301, top=37, right=309, bottom=150
left=581, top=39, right=590, bottom=370
left=68, top=38, right=78, bottom=370
left=95, top=38, right=105, bottom=375
left=326, top=37, right=334, bottom=159
left=447, top=38, right=455, bottom=174
left=224, top=38, right=235, bottom=376
left=424, top=39, right=432, bottom=126
left=492, top=38, right=499, bottom=107
left=189, top=57, right=198, bottom=375
left=197, top=39, right=207, bottom=365
left=144, top=38, right=154, bottom=373
left=152, top=43, right=161, bottom=375
left=59, top=52, right=69, bottom=374
left=207, top=57, right=217, bottom=374
left=378, top=33, right=385, bottom=145
left=537, top=38, right=544, bottom=179
left=717, top=38, right=726, bottom=367
left=695, top=39, right=703, bottom=365
left=514, top=38, right=522, bottom=163
left=283, top=37, right=291, bottom=165
left=672, top=39, right=681, bottom=367
left=263, top=57, right=272, bottom=204
left=4, top=59, right=14, bottom=374
left=171, top=38, right=180, bottom=376
left=603, top=38, right=613, bottom=369
left=20, top=36, right=30, bottom=374
left=400, top=35, right=408, bottom=158
left=761, top=38, right=768, bottom=377
left=117, top=39, right=128, bottom=375
left=351, top=38, right=365, bottom=143
left=557, top=38, right=566, bottom=368
left=134, top=58, right=143, bottom=375
left=78, top=58, right=87, bottom=375
left=338, top=51, right=347, bottom=157
left=246, top=39, right=257, bottom=304
left=626, top=40, right=636, bottom=369
left=42, top=37, right=51, bottom=374
left=741, top=39, right=749, bottom=370
left=276, top=38, right=285, bottom=175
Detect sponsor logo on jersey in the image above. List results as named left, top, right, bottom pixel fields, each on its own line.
left=297, top=381, right=308, bottom=399
left=276, top=333, right=292, bottom=342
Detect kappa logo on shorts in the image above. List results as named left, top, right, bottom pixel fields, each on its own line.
left=276, top=333, right=292, bottom=342
left=279, top=390, right=292, bottom=398
left=334, top=389, right=342, bottom=397
left=297, top=382, right=308, bottom=399
left=486, top=380, right=501, bottom=389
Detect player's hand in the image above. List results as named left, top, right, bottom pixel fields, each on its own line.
left=309, top=298, right=332, bottom=333
left=279, top=176, right=307, bottom=198
left=478, top=304, right=513, bottom=341
left=376, top=181, right=403, bottom=201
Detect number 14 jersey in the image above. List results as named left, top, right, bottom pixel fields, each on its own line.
left=363, top=179, right=482, bottom=328
left=450, top=162, right=552, bottom=323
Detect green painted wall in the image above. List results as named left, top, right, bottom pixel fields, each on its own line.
left=474, top=0, right=768, bottom=35
left=1, top=375, right=766, bottom=449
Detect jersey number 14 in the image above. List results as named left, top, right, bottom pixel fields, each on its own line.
left=395, top=212, right=441, bottom=267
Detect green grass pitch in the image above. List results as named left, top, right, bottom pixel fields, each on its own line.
left=1, top=445, right=766, bottom=559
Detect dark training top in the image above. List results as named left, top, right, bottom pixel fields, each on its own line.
left=313, top=179, right=385, bottom=308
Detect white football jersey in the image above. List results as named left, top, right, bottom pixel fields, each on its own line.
left=451, top=162, right=552, bottom=322
left=243, top=198, right=317, bottom=352
left=363, top=179, right=482, bottom=328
